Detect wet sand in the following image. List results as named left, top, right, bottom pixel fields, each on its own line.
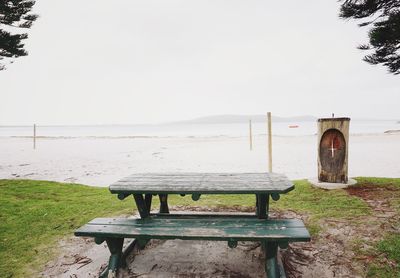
left=1, top=134, right=399, bottom=186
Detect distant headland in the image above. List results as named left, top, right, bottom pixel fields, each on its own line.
left=172, top=115, right=318, bottom=124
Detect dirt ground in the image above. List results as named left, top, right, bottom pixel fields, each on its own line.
left=42, top=185, right=400, bottom=277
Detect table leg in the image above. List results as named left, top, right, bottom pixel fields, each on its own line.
left=145, top=194, right=152, bottom=213
left=263, top=241, right=280, bottom=278
left=133, top=194, right=150, bottom=218
left=100, top=238, right=124, bottom=278
left=159, top=194, right=169, bottom=213
left=256, top=194, right=269, bottom=219
left=255, top=195, right=259, bottom=216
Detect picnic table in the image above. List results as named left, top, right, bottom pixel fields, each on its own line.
left=75, top=173, right=310, bottom=278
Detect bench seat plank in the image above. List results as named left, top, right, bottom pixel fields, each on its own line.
left=75, top=217, right=310, bottom=242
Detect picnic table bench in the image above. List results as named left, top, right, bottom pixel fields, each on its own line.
left=75, top=173, right=310, bottom=278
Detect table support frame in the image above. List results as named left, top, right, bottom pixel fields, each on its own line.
left=98, top=238, right=124, bottom=278
left=133, top=194, right=150, bottom=218
left=133, top=193, right=272, bottom=219
left=264, top=241, right=279, bottom=278
left=159, top=194, right=169, bottom=213
left=256, top=194, right=270, bottom=219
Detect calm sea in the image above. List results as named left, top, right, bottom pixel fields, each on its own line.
left=0, top=120, right=398, bottom=138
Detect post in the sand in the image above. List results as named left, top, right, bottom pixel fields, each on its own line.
left=33, top=124, right=36, bottom=150
left=249, top=119, right=253, bottom=151
left=267, top=112, right=272, bottom=173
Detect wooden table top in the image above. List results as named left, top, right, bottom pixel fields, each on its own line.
left=109, top=173, right=294, bottom=195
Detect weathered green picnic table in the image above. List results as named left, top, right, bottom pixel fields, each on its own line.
left=75, top=173, right=310, bottom=278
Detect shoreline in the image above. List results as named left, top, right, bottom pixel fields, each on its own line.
left=1, top=134, right=399, bottom=186
left=1, top=130, right=399, bottom=139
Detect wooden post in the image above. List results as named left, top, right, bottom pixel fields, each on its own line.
left=33, top=124, right=36, bottom=150
left=249, top=119, right=253, bottom=151
left=267, top=112, right=272, bottom=173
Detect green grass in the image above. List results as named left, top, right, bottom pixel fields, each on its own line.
left=367, top=264, right=399, bottom=278
left=355, top=177, right=400, bottom=188
left=355, top=177, right=400, bottom=213
left=351, top=177, right=400, bottom=277
left=0, top=179, right=134, bottom=277
left=0, top=178, right=389, bottom=277
left=378, top=233, right=400, bottom=263
left=367, top=233, right=400, bottom=277
left=273, top=179, right=370, bottom=218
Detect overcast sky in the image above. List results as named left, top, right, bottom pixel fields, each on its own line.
left=1, top=0, right=399, bottom=125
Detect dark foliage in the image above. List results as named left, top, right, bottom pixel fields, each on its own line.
left=340, top=0, right=400, bottom=74
left=0, top=0, right=37, bottom=70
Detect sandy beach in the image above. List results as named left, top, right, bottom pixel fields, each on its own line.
left=1, top=133, right=399, bottom=186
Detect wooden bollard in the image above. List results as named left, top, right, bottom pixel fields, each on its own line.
left=33, top=124, right=36, bottom=150
left=267, top=113, right=272, bottom=172
left=249, top=119, right=253, bottom=151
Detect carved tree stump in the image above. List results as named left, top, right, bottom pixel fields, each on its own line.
left=317, top=118, right=350, bottom=183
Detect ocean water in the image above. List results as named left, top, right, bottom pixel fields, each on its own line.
left=0, top=120, right=398, bottom=138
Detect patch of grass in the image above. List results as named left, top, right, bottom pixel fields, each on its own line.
left=0, top=179, right=133, bottom=277
left=346, top=178, right=400, bottom=277
left=351, top=238, right=370, bottom=256
left=272, top=180, right=370, bottom=219
left=366, top=233, right=400, bottom=277
left=377, top=233, right=400, bottom=263
left=355, top=177, right=400, bottom=188
left=367, top=264, right=399, bottom=278
left=168, top=193, right=255, bottom=208
left=354, top=177, right=400, bottom=214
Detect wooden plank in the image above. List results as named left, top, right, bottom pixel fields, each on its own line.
left=149, top=212, right=257, bottom=218
left=76, top=225, right=310, bottom=242
left=75, top=218, right=311, bottom=242
left=109, top=173, right=294, bottom=195
left=88, top=217, right=306, bottom=228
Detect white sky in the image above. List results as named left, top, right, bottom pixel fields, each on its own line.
left=1, top=0, right=399, bottom=125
